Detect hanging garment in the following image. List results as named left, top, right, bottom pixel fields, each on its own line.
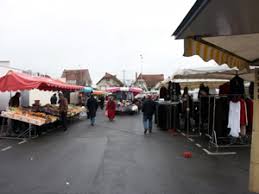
left=219, top=82, right=230, bottom=95
left=214, top=97, right=229, bottom=137
left=240, top=99, right=248, bottom=126
left=229, top=75, right=245, bottom=95
left=228, top=101, right=241, bottom=137
left=249, top=82, right=254, bottom=99
left=246, top=98, right=253, bottom=133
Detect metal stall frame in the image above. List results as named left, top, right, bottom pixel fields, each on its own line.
left=0, top=117, right=38, bottom=140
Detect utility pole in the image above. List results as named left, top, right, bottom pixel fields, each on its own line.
left=122, top=69, right=126, bottom=85
left=140, top=54, right=143, bottom=79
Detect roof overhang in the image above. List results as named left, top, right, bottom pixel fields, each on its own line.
left=173, top=0, right=259, bottom=68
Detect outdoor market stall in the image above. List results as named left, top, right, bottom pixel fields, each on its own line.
left=155, top=81, right=182, bottom=130
left=106, top=87, right=142, bottom=114
left=173, top=0, right=259, bottom=191
left=0, top=71, right=84, bottom=139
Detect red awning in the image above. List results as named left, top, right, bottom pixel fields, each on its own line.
left=0, top=71, right=84, bottom=92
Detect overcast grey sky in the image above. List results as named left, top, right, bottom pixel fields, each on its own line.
left=0, top=0, right=208, bottom=83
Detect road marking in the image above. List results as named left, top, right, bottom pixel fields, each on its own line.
left=1, top=146, right=12, bottom=151
left=188, top=138, right=194, bottom=142
left=181, top=132, right=186, bottom=137
left=195, top=143, right=202, bottom=148
left=202, top=148, right=236, bottom=155
left=18, top=140, right=27, bottom=145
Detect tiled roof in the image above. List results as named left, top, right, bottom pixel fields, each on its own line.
left=96, top=72, right=124, bottom=86
left=136, top=74, right=164, bottom=88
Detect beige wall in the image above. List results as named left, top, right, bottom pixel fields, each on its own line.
left=249, top=69, right=259, bottom=193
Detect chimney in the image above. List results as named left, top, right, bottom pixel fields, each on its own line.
left=135, top=72, right=138, bottom=80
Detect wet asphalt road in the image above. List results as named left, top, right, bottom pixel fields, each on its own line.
left=0, top=111, right=255, bottom=194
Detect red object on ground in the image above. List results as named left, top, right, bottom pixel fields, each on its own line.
left=169, top=128, right=177, bottom=136
left=0, top=71, right=84, bottom=92
left=183, top=152, right=192, bottom=158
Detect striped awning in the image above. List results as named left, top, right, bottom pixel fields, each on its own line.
left=184, top=38, right=250, bottom=70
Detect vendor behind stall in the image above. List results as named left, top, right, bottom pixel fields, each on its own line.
left=50, top=93, right=58, bottom=105
left=59, top=93, right=68, bottom=131
left=8, top=92, right=21, bottom=133
left=9, top=92, right=21, bottom=107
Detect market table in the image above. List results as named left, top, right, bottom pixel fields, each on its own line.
left=0, top=110, right=58, bottom=139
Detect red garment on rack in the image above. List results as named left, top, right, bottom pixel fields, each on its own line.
left=246, top=98, right=253, bottom=132
left=219, top=82, right=230, bottom=95
left=240, top=99, right=247, bottom=126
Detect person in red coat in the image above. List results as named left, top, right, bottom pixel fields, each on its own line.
left=106, top=96, right=116, bottom=121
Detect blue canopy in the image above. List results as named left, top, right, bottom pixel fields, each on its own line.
left=81, top=86, right=93, bottom=93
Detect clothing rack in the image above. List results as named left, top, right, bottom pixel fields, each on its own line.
left=199, top=95, right=251, bottom=149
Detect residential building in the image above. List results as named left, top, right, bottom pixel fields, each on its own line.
left=96, top=73, right=124, bottom=91
left=134, top=73, right=164, bottom=91
left=61, top=69, right=92, bottom=86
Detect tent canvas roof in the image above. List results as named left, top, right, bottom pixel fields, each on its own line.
left=173, top=0, right=259, bottom=69
left=0, top=71, right=83, bottom=92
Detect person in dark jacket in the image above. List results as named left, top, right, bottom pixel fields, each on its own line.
left=9, top=92, right=21, bottom=107
left=142, top=95, right=156, bottom=134
left=50, top=93, right=57, bottom=105
left=99, top=95, right=105, bottom=110
left=9, top=92, right=21, bottom=133
left=58, top=93, right=68, bottom=131
left=87, top=94, right=98, bottom=126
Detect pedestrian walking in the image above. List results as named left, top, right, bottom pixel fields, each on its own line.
left=58, top=93, right=68, bottom=131
left=87, top=94, right=98, bottom=126
left=106, top=96, right=116, bottom=121
left=99, top=95, right=105, bottom=110
left=142, top=95, right=156, bottom=134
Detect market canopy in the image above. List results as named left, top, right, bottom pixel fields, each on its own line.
left=0, top=71, right=84, bottom=92
left=106, top=87, right=143, bottom=95
left=173, top=66, right=255, bottom=82
left=173, top=0, right=259, bottom=70
left=81, top=87, right=93, bottom=93
left=174, top=79, right=228, bottom=89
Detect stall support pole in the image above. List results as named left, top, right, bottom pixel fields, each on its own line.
left=249, top=69, right=259, bottom=192
left=205, top=96, right=212, bottom=139
left=210, top=96, right=219, bottom=149
left=199, top=99, right=202, bottom=135
left=186, top=97, right=190, bottom=137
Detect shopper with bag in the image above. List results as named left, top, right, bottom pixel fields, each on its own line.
left=106, top=96, right=116, bottom=121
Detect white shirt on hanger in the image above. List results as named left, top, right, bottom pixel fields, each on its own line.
left=228, top=101, right=241, bottom=137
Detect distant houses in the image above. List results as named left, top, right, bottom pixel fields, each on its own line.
left=61, top=69, right=92, bottom=86
left=96, top=73, right=124, bottom=91
left=134, top=73, right=164, bottom=91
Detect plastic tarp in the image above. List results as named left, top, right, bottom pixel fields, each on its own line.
left=0, top=71, right=84, bottom=92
